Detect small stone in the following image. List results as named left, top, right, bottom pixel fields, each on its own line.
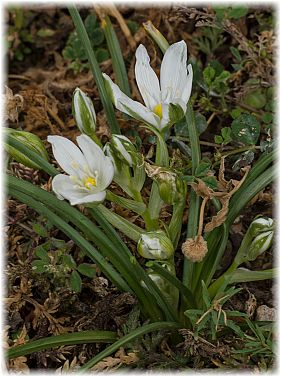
left=256, top=305, right=276, bottom=321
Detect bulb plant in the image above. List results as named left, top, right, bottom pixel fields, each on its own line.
left=6, top=5, right=275, bottom=371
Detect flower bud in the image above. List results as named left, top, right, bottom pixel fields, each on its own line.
left=72, top=88, right=96, bottom=136
left=248, top=217, right=274, bottom=239
left=247, top=230, right=274, bottom=262
left=234, top=217, right=274, bottom=265
left=110, top=135, right=138, bottom=167
left=142, top=260, right=178, bottom=307
left=5, top=128, right=48, bottom=169
left=145, top=164, right=185, bottom=204
left=137, top=230, right=174, bottom=259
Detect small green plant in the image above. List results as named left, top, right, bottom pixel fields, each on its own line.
left=32, top=239, right=96, bottom=293
left=62, top=13, right=110, bottom=73
left=7, top=7, right=34, bottom=61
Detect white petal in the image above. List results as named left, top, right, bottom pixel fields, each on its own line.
left=52, top=174, right=107, bottom=205
left=47, top=135, right=87, bottom=176
left=160, top=41, right=189, bottom=104
left=76, top=134, right=105, bottom=174
left=98, top=156, right=115, bottom=189
left=181, top=64, right=193, bottom=109
left=52, top=174, right=86, bottom=201
left=103, top=73, right=160, bottom=128
left=113, top=136, right=133, bottom=166
left=70, top=191, right=106, bottom=205
left=135, top=44, right=161, bottom=110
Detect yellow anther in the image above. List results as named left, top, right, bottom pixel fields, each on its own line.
left=153, top=103, right=163, bottom=119
left=84, top=177, right=97, bottom=189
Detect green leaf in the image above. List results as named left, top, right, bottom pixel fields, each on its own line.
left=126, top=20, right=139, bottom=35
left=230, top=46, right=242, bottom=62
left=84, top=13, right=97, bottom=33
left=168, top=103, right=185, bottom=125
left=80, top=322, right=181, bottom=371
left=230, top=108, right=243, bottom=119
left=229, top=268, right=276, bottom=283
left=70, top=270, right=82, bottom=292
left=34, top=246, right=50, bottom=262
left=231, top=114, right=261, bottom=145
left=106, top=191, right=146, bottom=215
left=102, top=15, right=131, bottom=96
left=214, top=135, right=223, bottom=144
left=61, top=254, right=77, bottom=269
left=262, top=112, right=273, bottom=124
left=195, top=161, right=211, bottom=177
left=228, top=6, right=248, bottom=19
left=31, top=260, right=48, bottom=273
left=37, top=28, right=55, bottom=37
left=91, top=28, right=104, bottom=46
left=7, top=330, right=117, bottom=359
left=221, top=127, right=232, bottom=143
left=68, top=6, right=120, bottom=134
left=32, top=223, right=48, bottom=237
left=244, top=89, right=267, bottom=109
left=77, top=263, right=96, bottom=278
left=203, top=65, right=216, bottom=87
left=195, top=112, right=208, bottom=135
left=201, top=176, right=218, bottom=190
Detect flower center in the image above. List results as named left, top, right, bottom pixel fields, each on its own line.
left=153, top=103, right=163, bottom=119
left=84, top=176, right=97, bottom=189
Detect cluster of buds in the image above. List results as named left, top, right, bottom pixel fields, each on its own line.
left=145, top=163, right=185, bottom=205
left=5, top=128, right=49, bottom=169
left=235, top=217, right=274, bottom=265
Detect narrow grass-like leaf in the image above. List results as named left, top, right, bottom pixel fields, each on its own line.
left=148, top=261, right=196, bottom=308
left=229, top=268, right=276, bottom=283
left=8, top=186, right=128, bottom=292
left=95, top=204, right=143, bottom=242
left=102, top=15, right=131, bottom=96
left=68, top=6, right=120, bottom=134
left=7, top=331, right=117, bottom=359
left=6, top=135, right=58, bottom=176
left=79, top=321, right=181, bottom=371
left=9, top=177, right=177, bottom=321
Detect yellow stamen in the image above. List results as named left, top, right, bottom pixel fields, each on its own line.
left=84, top=177, right=97, bottom=189
left=153, top=103, right=163, bottom=119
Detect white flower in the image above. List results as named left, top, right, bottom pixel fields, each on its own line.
left=47, top=134, right=114, bottom=205
left=103, top=40, right=193, bottom=131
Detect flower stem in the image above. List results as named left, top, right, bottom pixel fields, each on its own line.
left=182, top=104, right=201, bottom=290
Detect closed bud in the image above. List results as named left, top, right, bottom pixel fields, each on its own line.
left=142, top=260, right=178, bottom=307
left=235, top=217, right=274, bottom=265
left=72, top=88, right=96, bottom=136
left=5, top=128, right=48, bottom=169
left=248, top=217, right=274, bottom=238
left=110, top=135, right=138, bottom=167
left=137, top=230, right=174, bottom=259
left=145, top=164, right=185, bottom=204
left=247, top=230, right=274, bottom=262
